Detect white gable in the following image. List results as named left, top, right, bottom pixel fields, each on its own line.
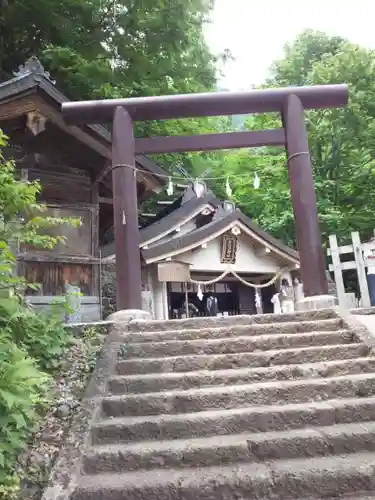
left=177, top=233, right=290, bottom=274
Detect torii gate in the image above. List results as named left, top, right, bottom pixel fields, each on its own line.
left=62, top=84, right=349, bottom=312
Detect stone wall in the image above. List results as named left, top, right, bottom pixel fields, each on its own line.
left=101, top=262, right=116, bottom=319
left=100, top=262, right=154, bottom=318
left=141, top=266, right=154, bottom=317
left=64, top=320, right=113, bottom=337
left=326, top=270, right=338, bottom=297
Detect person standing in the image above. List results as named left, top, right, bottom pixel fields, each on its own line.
left=364, top=234, right=375, bottom=306
left=279, top=278, right=294, bottom=313
left=271, top=292, right=281, bottom=314
left=206, top=294, right=218, bottom=317
left=293, top=277, right=304, bottom=303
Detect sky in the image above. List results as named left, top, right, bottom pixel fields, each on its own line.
left=205, top=0, right=375, bottom=90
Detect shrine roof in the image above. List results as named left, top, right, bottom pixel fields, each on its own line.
left=140, top=191, right=221, bottom=246
left=141, top=207, right=299, bottom=264
left=100, top=189, right=221, bottom=259
left=0, top=57, right=167, bottom=182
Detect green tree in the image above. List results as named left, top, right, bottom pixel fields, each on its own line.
left=295, top=40, right=375, bottom=240
left=213, top=31, right=375, bottom=247
left=0, top=0, right=105, bottom=84
left=267, top=30, right=346, bottom=87
left=0, top=0, right=217, bottom=101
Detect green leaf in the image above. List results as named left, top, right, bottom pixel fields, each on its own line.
left=12, top=413, right=27, bottom=429
left=0, top=389, right=17, bottom=409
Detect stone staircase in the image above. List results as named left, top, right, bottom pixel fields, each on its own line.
left=73, top=309, right=375, bottom=499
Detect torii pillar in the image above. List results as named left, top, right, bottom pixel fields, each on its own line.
left=283, top=94, right=333, bottom=310
left=112, top=107, right=143, bottom=312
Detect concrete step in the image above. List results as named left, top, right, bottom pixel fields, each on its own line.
left=100, top=372, right=375, bottom=418
left=336, top=496, right=375, bottom=499
left=120, top=318, right=344, bottom=343
left=73, top=452, right=375, bottom=500
left=119, top=330, right=353, bottom=359
left=109, top=357, right=375, bottom=395
left=91, top=396, right=375, bottom=445
left=83, top=421, right=375, bottom=474
left=302, top=497, right=375, bottom=500
left=128, top=309, right=337, bottom=332
left=116, top=343, right=369, bottom=375
left=303, top=496, right=375, bottom=500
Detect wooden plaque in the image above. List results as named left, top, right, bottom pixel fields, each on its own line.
left=158, top=261, right=191, bottom=282
left=221, top=233, right=237, bottom=264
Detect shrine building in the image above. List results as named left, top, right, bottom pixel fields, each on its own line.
left=101, top=182, right=300, bottom=320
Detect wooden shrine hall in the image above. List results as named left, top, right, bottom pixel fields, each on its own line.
left=0, top=57, right=168, bottom=320
left=101, top=182, right=301, bottom=320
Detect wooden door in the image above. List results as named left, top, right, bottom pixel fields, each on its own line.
left=238, top=285, right=256, bottom=315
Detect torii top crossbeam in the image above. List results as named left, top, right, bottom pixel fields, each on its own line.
left=63, top=84, right=348, bottom=122
left=62, top=84, right=349, bottom=312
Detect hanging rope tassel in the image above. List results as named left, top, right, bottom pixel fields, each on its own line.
left=166, top=176, right=174, bottom=196
left=255, top=288, right=261, bottom=310
left=253, top=172, right=260, bottom=189
left=225, top=177, right=232, bottom=198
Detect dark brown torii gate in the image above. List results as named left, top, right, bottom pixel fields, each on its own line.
left=62, top=84, right=349, bottom=312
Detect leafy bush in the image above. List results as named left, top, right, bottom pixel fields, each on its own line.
left=80, top=326, right=103, bottom=373
left=0, top=129, right=80, bottom=493
left=0, top=297, right=72, bottom=372
left=0, top=333, right=50, bottom=486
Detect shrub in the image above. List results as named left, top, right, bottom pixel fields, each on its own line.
left=0, top=297, right=72, bottom=372
left=0, top=332, right=50, bottom=486
left=0, top=129, right=79, bottom=492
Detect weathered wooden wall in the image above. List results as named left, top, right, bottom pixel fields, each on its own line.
left=22, top=204, right=94, bottom=256
left=28, top=161, right=92, bottom=203
left=19, top=261, right=95, bottom=296
left=8, top=147, right=100, bottom=303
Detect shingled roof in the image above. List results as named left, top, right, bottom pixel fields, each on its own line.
left=100, top=189, right=222, bottom=259
left=140, top=192, right=221, bottom=246
left=142, top=208, right=299, bottom=264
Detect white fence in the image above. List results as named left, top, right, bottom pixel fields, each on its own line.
left=327, top=231, right=374, bottom=308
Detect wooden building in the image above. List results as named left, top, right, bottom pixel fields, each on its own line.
left=101, top=183, right=301, bottom=320
left=0, top=57, right=167, bottom=320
